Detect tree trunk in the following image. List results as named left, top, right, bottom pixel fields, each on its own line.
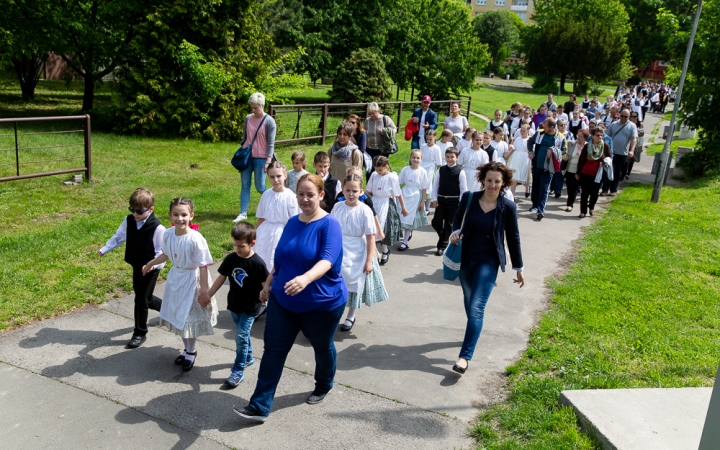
left=13, top=53, right=46, bottom=101
left=559, top=73, right=567, bottom=94
left=82, top=74, right=95, bottom=112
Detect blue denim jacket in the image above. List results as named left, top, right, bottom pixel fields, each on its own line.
left=452, top=191, right=523, bottom=272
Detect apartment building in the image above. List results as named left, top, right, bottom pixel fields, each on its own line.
left=468, top=0, right=535, bottom=24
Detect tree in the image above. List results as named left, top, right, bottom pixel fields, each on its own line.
left=663, top=0, right=720, bottom=176
left=330, top=49, right=392, bottom=103
left=473, top=10, right=523, bottom=74
left=523, top=0, right=631, bottom=93
left=0, top=0, right=54, bottom=101
left=385, top=0, right=490, bottom=100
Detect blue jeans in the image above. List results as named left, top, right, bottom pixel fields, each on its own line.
left=551, top=170, right=565, bottom=195
left=230, top=311, right=255, bottom=373
left=240, top=157, right=268, bottom=214
left=458, top=262, right=499, bottom=360
left=247, top=293, right=345, bottom=417
left=530, top=167, right=553, bottom=214
left=411, top=136, right=420, bottom=149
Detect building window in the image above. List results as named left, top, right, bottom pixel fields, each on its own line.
left=476, top=0, right=486, bottom=5
left=513, top=0, right=528, bottom=5
left=516, top=12, right=527, bottom=21
left=495, top=0, right=505, bottom=5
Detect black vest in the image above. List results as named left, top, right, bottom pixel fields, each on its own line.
left=481, top=145, right=496, bottom=163
left=124, top=213, right=161, bottom=267
left=322, top=174, right=339, bottom=213
left=437, top=164, right=462, bottom=198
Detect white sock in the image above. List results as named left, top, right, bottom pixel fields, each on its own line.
left=425, top=199, right=432, bottom=211
left=183, top=338, right=197, bottom=362
left=403, top=229, right=412, bottom=245
left=382, top=244, right=389, bottom=253
left=346, top=307, right=356, bottom=323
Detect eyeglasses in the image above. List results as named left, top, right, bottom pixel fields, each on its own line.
left=630, top=115, right=638, bottom=118
left=129, top=206, right=151, bottom=215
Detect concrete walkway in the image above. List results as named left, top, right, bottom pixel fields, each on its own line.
left=0, top=111, right=668, bottom=449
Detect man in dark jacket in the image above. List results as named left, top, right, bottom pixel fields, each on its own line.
left=411, top=95, right=438, bottom=149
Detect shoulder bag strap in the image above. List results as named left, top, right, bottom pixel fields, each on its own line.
left=248, top=114, right=267, bottom=147
left=459, top=192, right=474, bottom=236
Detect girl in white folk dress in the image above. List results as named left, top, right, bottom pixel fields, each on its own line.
left=507, top=124, right=532, bottom=199
left=457, top=131, right=490, bottom=193
left=253, top=161, right=300, bottom=273
left=419, top=129, right=443, bottom=213
left=366, top=156, right=408, bottom=266
left=332, top=174, right=389, bottom=332
left=398, top=150, right=430, bottom=251
left=142, top=197, right=218, bottom=372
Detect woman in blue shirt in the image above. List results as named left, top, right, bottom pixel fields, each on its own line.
left=234, top=174, right=346, bottom=423
left=449, top=162, right=525, bottom=375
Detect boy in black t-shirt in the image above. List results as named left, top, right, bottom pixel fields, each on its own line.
left=207, top=222, right=268, bottom=388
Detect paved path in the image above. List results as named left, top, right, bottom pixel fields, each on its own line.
left=0, top=111, right=669, bottom=448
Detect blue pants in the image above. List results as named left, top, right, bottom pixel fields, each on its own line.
left=551, top=171, right=565, bottom=195
left=458, top=262, right=499, bottom=360
left=411, top=137, right=420, bottom=149
left=247, top=294, right=345, bottom=417
left=530, top=167, right=553, bottom=215
left=240, top=157, right=268, bottom=214
left=230, top=311, right=255, bottom=373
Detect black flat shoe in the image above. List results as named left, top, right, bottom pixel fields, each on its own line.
left=452, top=359, right=469, bottom=374
left=175, top=350, right=187, bottom=365
left=398, top=243, right=409, bottom=251
left=182, top=351, right=197, bottom=371
left=525, top=192, right=530, bottom=198
left=126, top=335, right=146, bottom=349
left=435, top=248, right=444, bottom=256
left=589, top=210, right=595, bottom=216
left=339, top=318, right=355, bottom=332
left=380, top=251, right=389, bottom=265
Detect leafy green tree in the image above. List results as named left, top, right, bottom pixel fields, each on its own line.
left=0, top=0, right=54, bottom=100
left=663, top=0, right=720, bottom=176
left=385, top=0, right=490, bottom=100
left=473, top=10, right=523, bottom=74
left=523, top=0, right=631, bottom=93
left=330, top=49, right=392, bottom=103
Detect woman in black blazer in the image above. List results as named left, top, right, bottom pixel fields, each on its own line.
left=449, top=162, right=525, bottom=375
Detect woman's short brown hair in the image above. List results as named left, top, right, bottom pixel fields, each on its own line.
left=477, top=162, right=514, bottom=193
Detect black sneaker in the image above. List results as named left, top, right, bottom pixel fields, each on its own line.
left=536, top=213, right=544, bottom=221
left=233, top=405, right=268, bottom=423
left=126, top=335, right=147, bottom=349
left=307, top=390, right=331, bottom=405
left=435, top=248, right=444, bottom=256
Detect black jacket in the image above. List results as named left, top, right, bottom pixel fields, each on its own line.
left=451, top=191, right=523, bottom=272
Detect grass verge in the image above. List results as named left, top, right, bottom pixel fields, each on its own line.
left=646, top=137, right=698, bottom=156
left=471, top=178, right=720, bottom=448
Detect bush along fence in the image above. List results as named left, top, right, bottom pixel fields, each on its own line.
left=268, top=98, right=471, bottom=146
left=0, top=115, right=92, bottom=182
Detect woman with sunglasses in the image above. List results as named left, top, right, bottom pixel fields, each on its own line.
left=576, top=129, right=611, bottom=218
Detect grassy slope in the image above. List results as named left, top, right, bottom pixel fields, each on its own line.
left=473, top=178, right=720, bottom=448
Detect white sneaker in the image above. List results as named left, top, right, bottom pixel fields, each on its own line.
left=233, top=213, right=247, bottom=223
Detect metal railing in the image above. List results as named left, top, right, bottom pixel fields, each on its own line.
left=268, top=98, right=472, bottom=146
left=0, top=115, right=92, bottom=182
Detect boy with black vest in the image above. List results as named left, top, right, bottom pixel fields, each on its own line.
left=431, top=148, right=467, bottom=256
left=99, top=188, right=166, bottom=348
left=313, top=151, right=341, bottom=213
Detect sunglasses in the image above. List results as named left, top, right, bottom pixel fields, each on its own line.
left=129, top=206, right=151, bottom=215
left=621, top=115, right=630, bottom=118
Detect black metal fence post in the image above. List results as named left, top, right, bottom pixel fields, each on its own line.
left=84, top=115, right=92, bottom=182
left=14, top=122, right=20, bottom=177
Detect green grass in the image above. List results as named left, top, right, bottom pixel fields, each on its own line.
left=646, top=137, right=698, bottom=156
left=472, top=178, right=720, bottom=448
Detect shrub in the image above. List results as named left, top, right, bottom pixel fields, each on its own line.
left=531, top=73, right=558, bottom=94
left=330, top=49, right=392, bottom=103
left=506, top=62, right=525, bottom=80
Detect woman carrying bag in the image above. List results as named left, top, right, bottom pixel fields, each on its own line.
left=448, top=162, right=524, bottom=375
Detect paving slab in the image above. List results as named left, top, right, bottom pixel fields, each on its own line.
left=560, top=388, right=712, bottom=450
left=0, top=308, right=474, bottom=450
left=0, top=362, right=227, bottom=450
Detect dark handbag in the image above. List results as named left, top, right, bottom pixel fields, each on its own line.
left=560, top=159, right=568, bottom=171
left=443, top=192, right=474, bottom=281
left=232, top=114, right=267, bottom=171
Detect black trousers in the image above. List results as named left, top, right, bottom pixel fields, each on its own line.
left=565, top=171, right=580, bottom=207
left=431, top=198, right=459, bottom=250
left=579, top=173, right=601, bottom=215
left=131, top=265, right=162, bottom=336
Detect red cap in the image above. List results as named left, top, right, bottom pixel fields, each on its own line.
left=421, top=95, right=432, bottom=102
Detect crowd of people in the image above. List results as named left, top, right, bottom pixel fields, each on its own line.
left=97, top=83, right=665, bottom=423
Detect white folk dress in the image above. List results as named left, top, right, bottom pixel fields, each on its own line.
left=366, top=172, right=402, bottom=242
left=399, top=166, right=430, bottom=230
left=253, top=188, right=300, bottom=272
left=158, top=228, right=218, bottom=338
left=332, top=201, right=389, bottom=308
left=457, top=148, right=489, bottom=193
left=420, top=143, right=443, bottom=200
left=508, top=136, right=531, bottom=184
